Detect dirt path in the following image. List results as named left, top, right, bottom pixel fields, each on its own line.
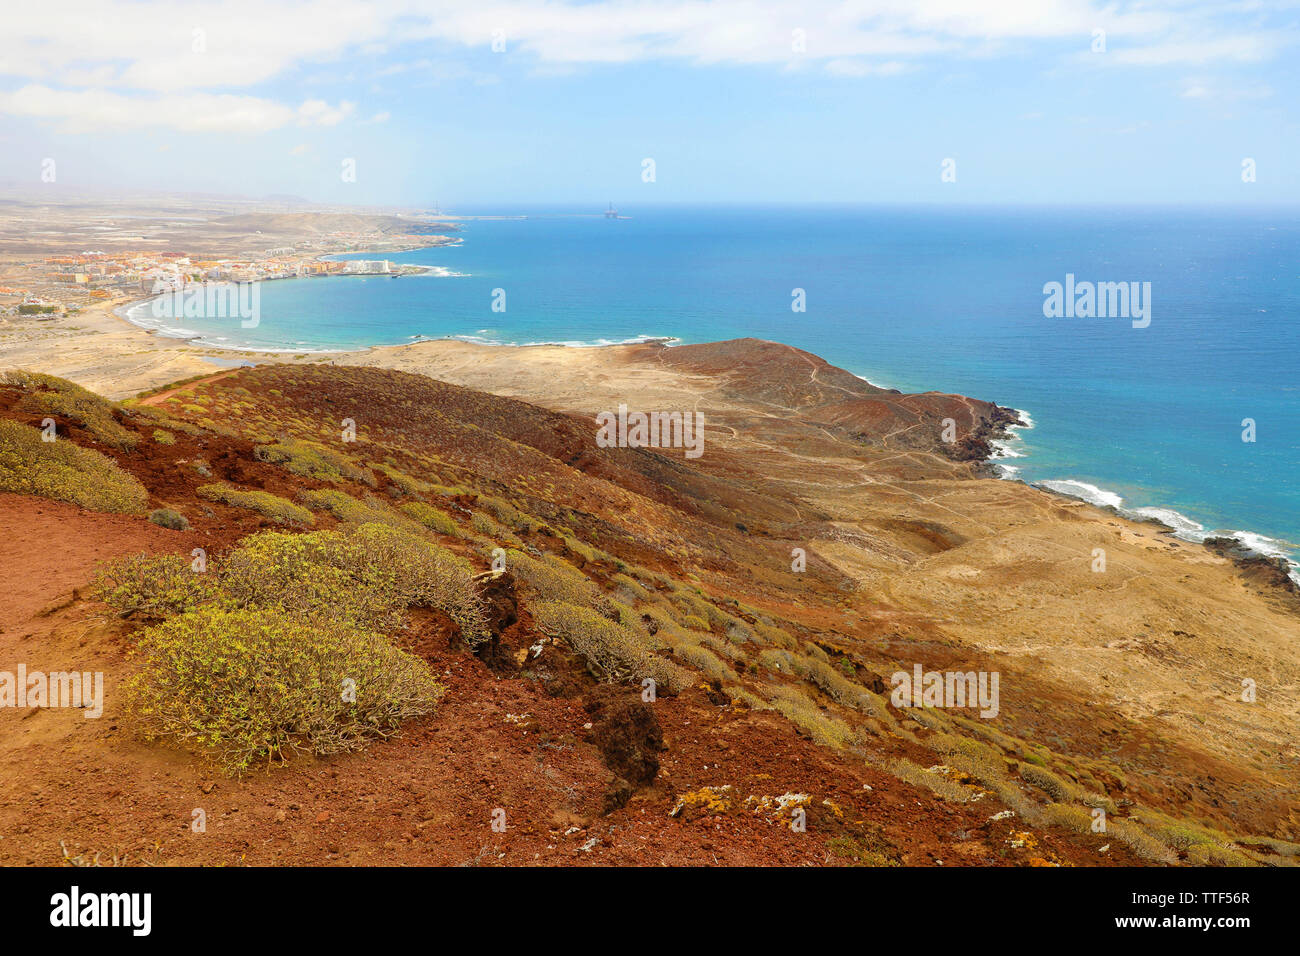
left=136, top=370, right=241, bottom=407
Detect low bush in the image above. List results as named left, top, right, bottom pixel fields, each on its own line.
left=505, top=549, right=600, bottom=604
left=532, top=600, right=692, bottom=694
left=765, top=685, right=857, bottom=749
left=255, top=438, right=374, bottom=486
left=298, top=488, right=418, bottom=531
left=220, top=525, right=487, bottom=644
left=399, top=500, right=461, bottom=536
left=885, top=757, right=973, bottom=801
left=197, top=483, right=315, bottom=526
left=3, top=371, right=137, bottom=450
left=1019, top=762, right=1080, bottom=802
left=674, top=642, right=735, bottom=681
left=0, top=420, right=148, bottom=513
left=95, top=553, right=213, bottom=618
left=124, top=607, right=443, bottom=773
left=148, top=507, right=189, bottom=531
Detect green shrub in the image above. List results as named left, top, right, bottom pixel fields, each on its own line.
left=298, top=488, right=418, bottom=531
left=532, top=600, right=692, bottom=693
left=674, top=642, right=735, bottom=681
left=766, top=685, right=857, bottom=749
left=197, top=483, right=314, bottom=526
left=399, top=500, right=461, bottom=536
left=255, top=438, right=374, bottom=486
left=1042, top=802, right=1096, bottom=834
left=148, top=507, right=189, bottom=530
left=485, top=497, right=535, bottom=533
left=1019, top=762, right=1080, bottom=802
left=758, top=648, right=799, bottom=674
left=0, top=420, right=148, bottom=513
left=505, top=549, right=600, bottom=604
left=95, top=553, right=212, bottom=618
left=125, top=607, right=443, bottom=773
left=3, top=371, right=137, bottom=450
left=374, top=463, right=430, bottom=496
left=152, top=429, right=176, bottom=446
left=885, top=757, right=972, bottom=801
left=220, top=526, right=487, bottom=645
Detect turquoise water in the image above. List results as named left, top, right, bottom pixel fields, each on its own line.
left=131, top=205, right=1300, bottom=568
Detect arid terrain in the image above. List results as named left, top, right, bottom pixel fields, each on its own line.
left=1, top=327, right=1297, bottom=866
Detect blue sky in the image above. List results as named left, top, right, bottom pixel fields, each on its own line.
left=0, top=1, right=1296, bottom=207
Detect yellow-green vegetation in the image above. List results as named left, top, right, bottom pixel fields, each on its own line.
left=152, top=429, right=176, bottom=446
left=95, top=553, right=214, bottom=618
left=255, top=438, right=374, bottom=485
left=148, top=507, right=189, bottom=531
left=673, top=642, right=734, bottom=681
left=0, top=420, right=149, bottom=514
left=298, top=487, right=420, bottom=531
left=477, top=494, right=535, bottom=533
left=1128, top=809, right=1259, bottom=867
left=752, top=619, right=798, bottom=649
left=926, top=732, right=1009, bottom=786
left=800, top=657, right=892, bottom=721
left=532, top=600, right=692, bottom=694
left=505, top=548, right=602, bottom=605
left=125, top=607, right=442, bottom=773
left=1018, top=762, right=1082, bottom=803
left=765, top=684, right=857, bottom=749
left=219, top=525, right=487, bottom=645
left=197, top=483, right=315, bottom=526
left=99, top=522, right=488, bottom=773
left=723, top=684, right=774, bottom=711
left=1107, top=819, right=1179, bottom=864
left=827, top=835, right=900, bottom=867
left=885, top=757, right=974, bottom=801
left=2, top=370, right=138, bottom=450
left=560, top=534, right=598, bottom=564
left=374, top=463, right=431, bottom=497
left=1041, top=802, right=1096, bottom=834
left=400, top=500, right=461, bottom=536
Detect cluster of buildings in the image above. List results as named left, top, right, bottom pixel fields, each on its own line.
left=0, top=236, right=417, bottom=316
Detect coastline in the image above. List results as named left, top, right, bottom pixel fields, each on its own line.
left=9, top=288, right=1299, bottom=586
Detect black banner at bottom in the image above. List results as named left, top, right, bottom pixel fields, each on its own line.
left=0, top=864, right=1286, bottom=942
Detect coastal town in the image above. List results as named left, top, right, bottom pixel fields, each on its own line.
left=0, top=229, right=455, bottom=318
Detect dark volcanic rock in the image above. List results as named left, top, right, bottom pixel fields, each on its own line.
left=1204, top=537, right=1299, bottom=596
left=587, top=695, right=664, bottom=788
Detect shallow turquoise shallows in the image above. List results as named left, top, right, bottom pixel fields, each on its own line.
left=130, top=204, right=1300, bottom=569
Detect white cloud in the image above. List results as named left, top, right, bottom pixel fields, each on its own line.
left=368, top=110, right=391, bottom=123
left=0, top=1, right=1285, bottom=92
left=0, top=85, right=355, bottom=133
left=297, top=98, right=355, bottom=126
left=0, top=1, right=1288, bottom=135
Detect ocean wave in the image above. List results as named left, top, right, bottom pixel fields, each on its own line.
left=1127, top=507, right=1208, bottom=538
left=1034, top=478, right=1299, bottom=581
left=1037, top=479, right=1125, bottom=509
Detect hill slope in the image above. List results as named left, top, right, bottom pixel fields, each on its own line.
left=0, top=348, right=1296, bottom=867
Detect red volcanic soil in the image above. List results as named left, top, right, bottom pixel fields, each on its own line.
left=0, top=357, right=1256, bottom=867
left=0, top=499, right=1133, bottom=866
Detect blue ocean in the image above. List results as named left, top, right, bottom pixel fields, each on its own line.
left=129, top=205, right=1300, bottom=570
